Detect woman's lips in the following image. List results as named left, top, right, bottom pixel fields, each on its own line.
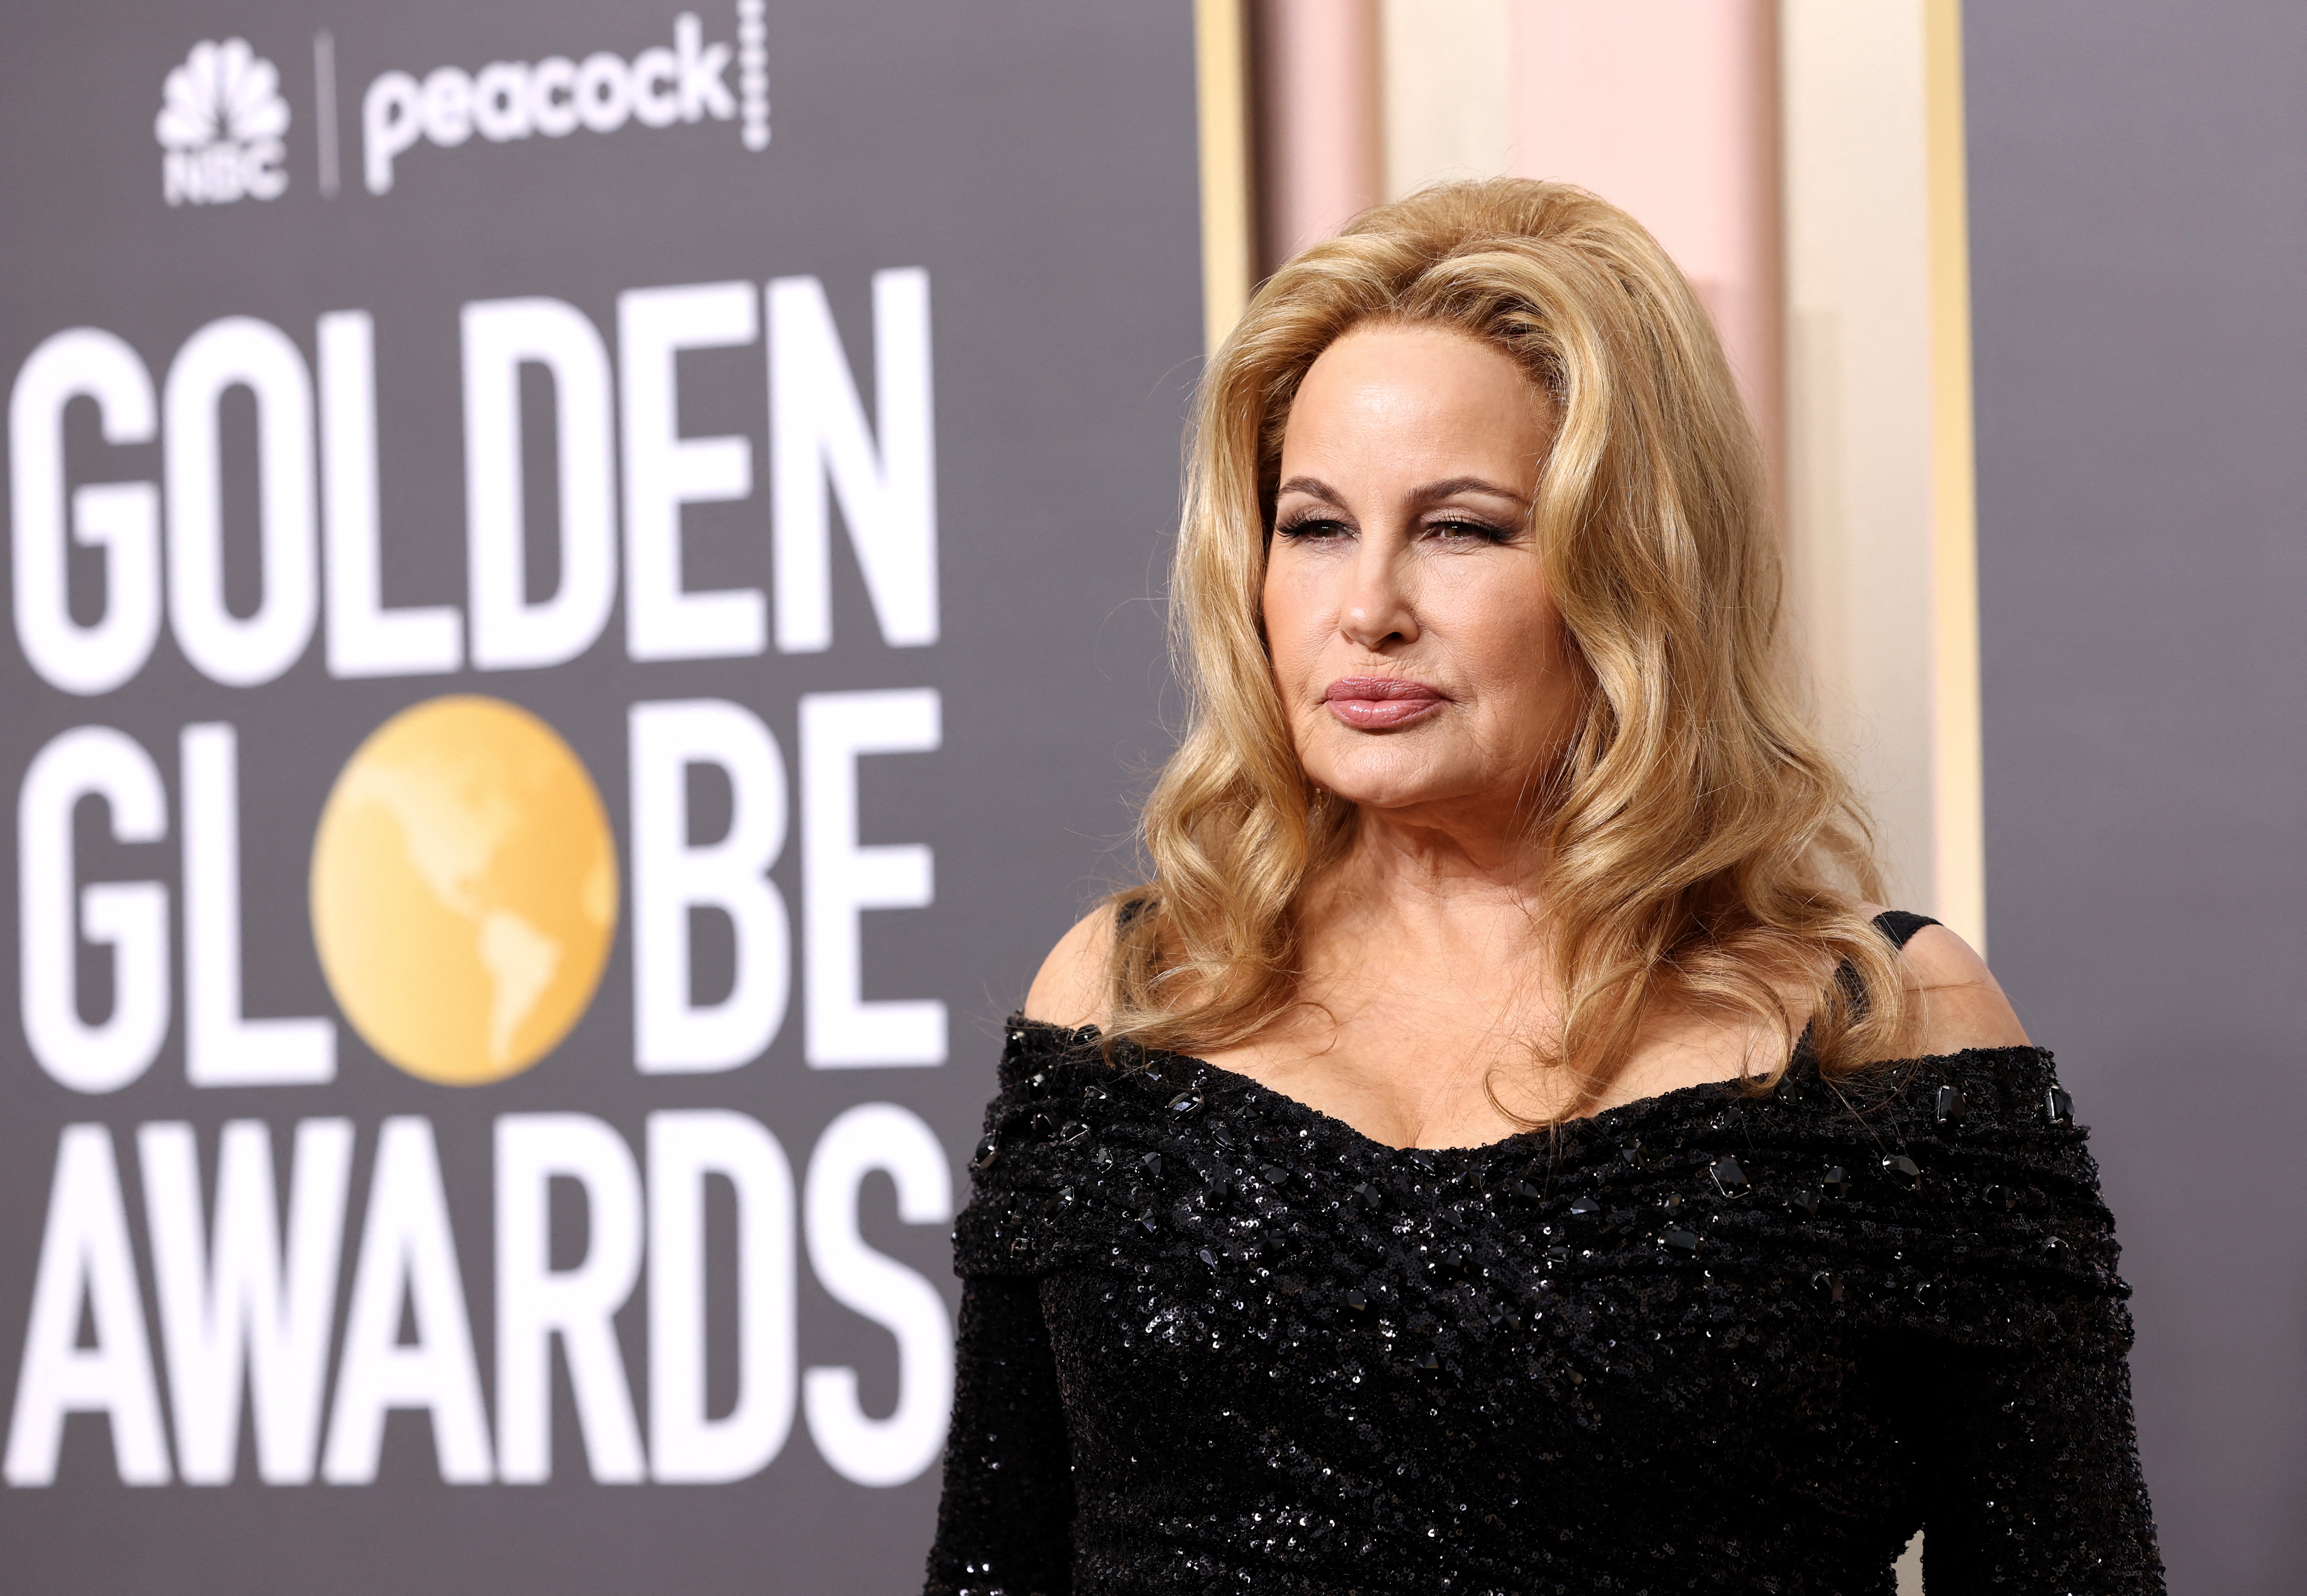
left=1322, top=675, right=1446, bottom=730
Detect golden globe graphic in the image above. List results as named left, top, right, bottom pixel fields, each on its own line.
left=310, top=695, right=617, bottom=1085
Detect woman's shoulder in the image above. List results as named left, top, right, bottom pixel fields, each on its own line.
left=1021, top=903, right=1119, bottom=1031
left=1019, top=899, right=2030, bottom=1051
left=1861, top=906, right=2032, bottom=1055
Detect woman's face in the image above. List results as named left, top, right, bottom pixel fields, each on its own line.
left=1263, top=322, right=1580, bottom=831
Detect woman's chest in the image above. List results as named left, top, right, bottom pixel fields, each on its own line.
left=1186, top=1000, right=1792, bottom=1151
left=1016, top=1102, right=1898, bottom=1506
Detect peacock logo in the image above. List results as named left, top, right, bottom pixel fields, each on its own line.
left=155, top=37, right=291, bottom=206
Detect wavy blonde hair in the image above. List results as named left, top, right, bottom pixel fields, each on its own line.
left=1104, top=178, right=1908, bottom=1117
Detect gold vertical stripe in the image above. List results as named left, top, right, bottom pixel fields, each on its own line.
left=1924, top=0, right=1986, bottom=954
left=1195, top=0, right=1254, bottom=355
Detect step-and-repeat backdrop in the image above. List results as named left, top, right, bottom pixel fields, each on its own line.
left=0, top=3, right=1197, bottom=1589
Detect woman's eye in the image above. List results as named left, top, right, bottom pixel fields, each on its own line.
left=1428, top=518, right=1510, bottom=544
left=1277, top=516, right=1351, bottom=541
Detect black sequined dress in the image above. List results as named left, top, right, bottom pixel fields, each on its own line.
left=925, top=915, right=2163, bottom=1594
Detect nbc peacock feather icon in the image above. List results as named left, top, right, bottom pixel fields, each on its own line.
left=155, top=37, right=291, bottom=205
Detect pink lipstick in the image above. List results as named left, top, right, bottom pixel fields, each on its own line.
left=1322, top=675, right=1446, bottom=730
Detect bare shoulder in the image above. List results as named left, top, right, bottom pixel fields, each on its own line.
left=1021, top=905, right=1117, bottom=1029
left=1890, top=919, right=2032, bottom=1052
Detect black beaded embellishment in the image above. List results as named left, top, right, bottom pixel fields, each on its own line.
left=929, top=1024, right=2163, bottom=1596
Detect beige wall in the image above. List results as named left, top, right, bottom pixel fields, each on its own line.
left=1380, top=0, right=1511, bottom=196
left=1780, top=0, right=1982, bottom=949
left=1779, top=1, right=1938, bottom=921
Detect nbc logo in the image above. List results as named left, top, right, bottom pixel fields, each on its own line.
left=155, top=37, right=290, bottom=205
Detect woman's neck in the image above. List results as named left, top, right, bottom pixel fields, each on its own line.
left=1306, top=801, right=1553, bottom=964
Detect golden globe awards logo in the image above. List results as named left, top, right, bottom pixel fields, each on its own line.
left=155, top=38, right=290, bottom=206
left=3, top=269, right=956, bottom=1494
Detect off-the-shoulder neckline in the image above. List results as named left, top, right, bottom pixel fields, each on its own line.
left=1004, top=1014, right=2051, bottom=1161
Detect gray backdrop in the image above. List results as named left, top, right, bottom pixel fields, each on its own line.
left=0, top=3, right=1195, bottom=1590
left=1966, top=4, right=2306, bottom=1590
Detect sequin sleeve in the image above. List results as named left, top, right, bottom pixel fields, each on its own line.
left=923, top=1276, right=1076, bottom=1596
left=1877, top=1049, right=2165, bottom=1591
left=925, top=1028, right=1084, bottom=1595
left=949, top=1022, right=1113, bottom=1278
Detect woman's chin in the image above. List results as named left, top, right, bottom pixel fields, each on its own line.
left=1312, top=768, right=1474, bottom=816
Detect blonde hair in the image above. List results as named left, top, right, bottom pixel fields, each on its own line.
left=1106, top=178, right=1907, bottom=1117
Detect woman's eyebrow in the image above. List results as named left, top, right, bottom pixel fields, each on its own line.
left=1408, top=475, right=1529, bottom=507
left=1276, top=475, right=1528, bottom=507
left=1275, top=475, right=1343, bottom=502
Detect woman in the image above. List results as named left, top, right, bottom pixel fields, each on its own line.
left=926, top=180, right=2161, bottom=1594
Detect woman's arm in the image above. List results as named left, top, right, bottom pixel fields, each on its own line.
left=1896, top=922, right=2032, bottom=1052
left=1021, top=906, right=1113, bottom=1030
left=923, top=1276, right=1076, bottom=1596
left=1907, top=1282, right=2162, bottom=1590
left=924, top=917, right=1109, bottom=1596
left=1885, top=1046, right=2165, bottom=1591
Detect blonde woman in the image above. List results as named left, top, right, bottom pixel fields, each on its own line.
left=926, top=181, right=2161, bottom=1594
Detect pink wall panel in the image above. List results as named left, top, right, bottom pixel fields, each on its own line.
left=1509, top=0, right=1783, bottom=484
left=1253, top=0, right=1384, bottom=272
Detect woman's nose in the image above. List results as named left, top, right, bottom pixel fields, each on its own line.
left=1340, top=538, right=1418, bottom=649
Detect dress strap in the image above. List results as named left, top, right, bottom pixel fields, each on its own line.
left=1871, top=910, right=1941, bottom=951
left=1823, top=912, right=1944, bottom=1026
